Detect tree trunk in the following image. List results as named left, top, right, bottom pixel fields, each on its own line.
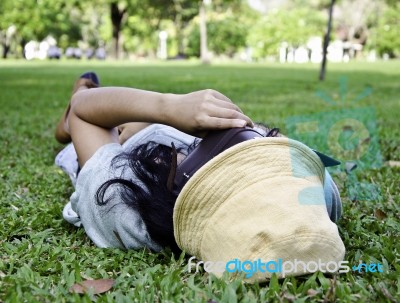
left=110, top=2, right=127, bottom=59
left=175, top=21, right=185, bottom=56
left=199, top=1, right=209, bottom=64
left=319, top=0, right=335, bottom=81
left=173, top=1, right=185, bottom=57
left=20, top=38, right=27, bottom=59
left=2, top=44, right=10, bottom=59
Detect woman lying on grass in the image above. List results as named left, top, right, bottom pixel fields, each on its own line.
left=56, top=72, right=257, bottom=252
left=55, top=72, right=342, bottom=260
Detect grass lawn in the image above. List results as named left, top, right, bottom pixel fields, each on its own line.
left=0, top=60, right=399, bottom=302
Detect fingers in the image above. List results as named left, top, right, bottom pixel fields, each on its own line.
left=209, top=89, right=232, bottom=103
left=206, top=96, right=253, bottom=127
left=184, top=89, right=254, bottom=133
left=200, top=89, right=241, bottom=111
left=208, top=95, right=244, bottom=114
left=206, top=105, right=253, bottom=127
left=200, top=100, right=253, bottom=128
left=206, top=117, right=251, bottom=129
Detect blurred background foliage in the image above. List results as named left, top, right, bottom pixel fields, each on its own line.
left=0, top=0, right=399, bottom=60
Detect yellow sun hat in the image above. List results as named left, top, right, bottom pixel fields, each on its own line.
left=173, top=137, right=345, bottom=282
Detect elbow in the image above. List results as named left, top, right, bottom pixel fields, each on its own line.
left=70, top=91, right=83, bottom=112
left=69, top=90, right=89, bottom=120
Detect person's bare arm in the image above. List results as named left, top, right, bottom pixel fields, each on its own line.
left=68, top=87, right=253, bottom=166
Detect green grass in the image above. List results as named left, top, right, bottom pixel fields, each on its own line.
left=0, top=60, right=399, bottom=302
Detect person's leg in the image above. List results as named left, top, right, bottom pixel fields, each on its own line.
left=55, top=74, right=152, bottom=145
left=55, top=78, right=98, bottom=144
left=118, top=122, right=152, bottom=144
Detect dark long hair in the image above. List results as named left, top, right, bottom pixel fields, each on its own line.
left=96, top=124, right=279, bottom=252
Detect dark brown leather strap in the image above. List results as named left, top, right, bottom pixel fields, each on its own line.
left=167, top=142, right=178, bottom=192
left=173, top=127, right=263, bottom=194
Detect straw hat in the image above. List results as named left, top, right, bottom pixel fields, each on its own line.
left=173, top=137, right=345, bottom=282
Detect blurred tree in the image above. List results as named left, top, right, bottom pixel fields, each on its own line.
left=199, top=0, right=209, bottom=63
left=334, top=0, right=382, bottom=45
left=251, top=0, right=333, bottom=14
left=2, top=0, right=396, bottom=60
left=165, top=0, right=199, bottom=57
left=186, top=0, right=253, bottom=58
left=120, top=1, right=166, bottom=57
left=0, top=0, right=84, bottom=58
left=111, top=0, right=198, bottom=58
left=375, top=3, right=400, bottom=58
left=79, top=3, right=110, bottom=50
left=110, top=0, right=129, bottom=59
left=187, top=16, right=249, bottom=57
left=122, top=0, right=243, bottom=59
left=330, top=0, right=400, bottom=58
left=383, top=0, right=398, bottom=7
left=123, top=12, right=159, bottom=57
left=251, top=0, right=400, bottom=61
left=210, top=17, right=248, bottom=57
left=91, top=0, right=157, bottom=59
left=0, top=0, right=40, bottom=58
left=247, top=7, right=325, bottom=59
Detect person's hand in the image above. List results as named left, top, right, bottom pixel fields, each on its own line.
left=164, top=89, right=253, bottom=137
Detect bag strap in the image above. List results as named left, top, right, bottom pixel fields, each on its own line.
left=173, top=127, right=263, bottom=194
